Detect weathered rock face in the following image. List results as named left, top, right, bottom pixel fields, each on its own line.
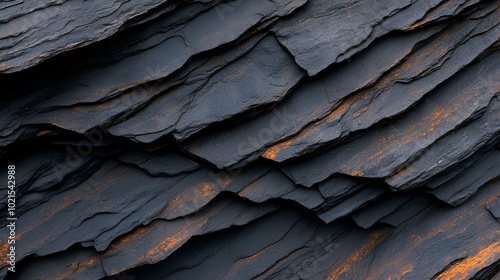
left=0, top=0, right=499, bottom=279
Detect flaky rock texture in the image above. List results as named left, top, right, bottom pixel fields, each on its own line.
left=1, top=0, right=500, bottom=279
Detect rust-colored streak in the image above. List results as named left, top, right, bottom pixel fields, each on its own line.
left=338, top=86, right=472, bottom=176
left=144, top=234, right=186, bottom=260
left=434, top=239, right=500, bottom=280
left=0, top=243, right=8, bottom=266
left=262, top=22, right=458, bottom=164
left=262, top=137, right=296, bottom=160
left=35, top=130, right=54, bottom=136
left=262, top=121, right=321, bottom=160
left=327, top=231, right=388, bottom=280
left=103, top=200, right=228, bottom=274
left=365, top=191, right=500, bottom=280
left=46, top=256, right=99, bottom=280
left=109, top=227, right=149, bottom=251
left=160, top=182, right=218, bottom=218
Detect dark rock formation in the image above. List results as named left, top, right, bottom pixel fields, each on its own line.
left=1, top=0, right=500, bottom=279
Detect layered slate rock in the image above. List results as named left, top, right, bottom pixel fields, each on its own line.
left=0, top=0, right=173, bottom=73
left=100, top=179, right=500, bottom=280
left=110, top=35, right=305, bottom=141
left=282, top=47, right=500, bottom=187
left=1, top=0, right=500, bottom=279
left=272, top=0, right=487, bottom=75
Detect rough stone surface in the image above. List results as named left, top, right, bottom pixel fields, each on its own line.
left=1, top=0, right=500, bottom=279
